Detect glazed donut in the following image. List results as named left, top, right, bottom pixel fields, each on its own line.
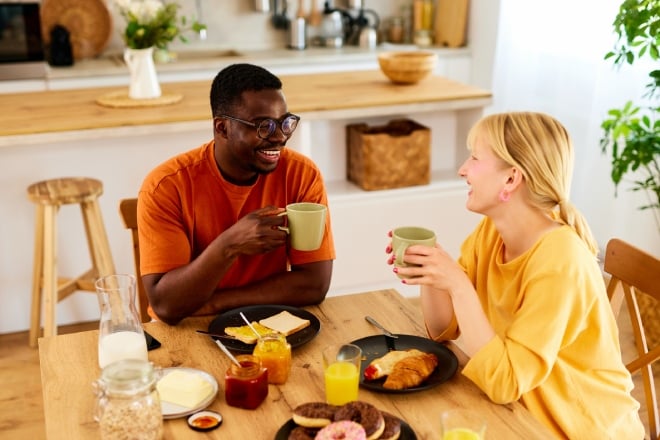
left=333, top=402, right=385, bottom=440
left=293, top=402, right=339, bottom=428
left=314, top=421, right=367, bottom=440
left=379, top=412, right=402, bottom=440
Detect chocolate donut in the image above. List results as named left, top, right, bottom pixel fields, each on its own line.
left=287, top=425, right=318, bottom=440
left=333, top=402, right=385, bottom=440
left=293, top=402, right=338, bottom=428
left=315, top=421, right=367, bottom=440
left=379, top=412, right=402, bottom=440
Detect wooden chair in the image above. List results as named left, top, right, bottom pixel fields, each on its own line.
left=604, top=238, right=660, bottom=440
left=118, top=198, right=150, bottom=323
left=27, top=177, right=116, bottom=347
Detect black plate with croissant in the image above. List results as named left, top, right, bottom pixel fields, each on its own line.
left=351, top=334, right=459, bottom=394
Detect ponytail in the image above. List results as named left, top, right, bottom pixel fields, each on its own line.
left=557, top=200, right=599, bottom=256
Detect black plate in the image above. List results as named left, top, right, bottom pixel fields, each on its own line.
left=208, top=305, right=320, bottom=353
left=274, top=418, right=417, bottom=440
left=352, top=334, right=458, bottom=394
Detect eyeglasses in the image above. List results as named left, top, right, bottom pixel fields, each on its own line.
left=220, top=113, right=300, bottom=139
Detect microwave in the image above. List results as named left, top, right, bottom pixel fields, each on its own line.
left=0, top=1, right=46, bottom=80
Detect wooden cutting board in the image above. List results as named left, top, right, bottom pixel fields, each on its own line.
left=40, top=0, right=113, bottom=59
left=434, top=0, right=469, bottom=48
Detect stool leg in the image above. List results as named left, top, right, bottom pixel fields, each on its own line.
left=29, top=205, right=45, bottom=348
left=42, top=204, right=59, bottom=339
left=81, top=200, right=116, bottom=280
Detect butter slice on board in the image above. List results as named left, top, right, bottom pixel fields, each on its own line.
left=157, top=370, right=213, bottom=409
left=259, top=310, right=310, bottom=336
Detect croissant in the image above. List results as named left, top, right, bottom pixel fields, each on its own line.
left=382, top=353, right=438, bottom=390
left=363, top=349, right=424, bottom=380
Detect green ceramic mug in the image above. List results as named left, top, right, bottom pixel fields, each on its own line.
left=392, top=226, right=436, bottom=279
left=278, top=202, right=327, bottom=251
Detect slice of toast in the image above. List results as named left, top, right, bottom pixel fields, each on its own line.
left=224, top=321, right=274, bottom=344
left=259, top=310, right=311, bottom=336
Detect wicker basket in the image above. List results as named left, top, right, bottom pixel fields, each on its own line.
left=346, top=119, right=430, bottom=191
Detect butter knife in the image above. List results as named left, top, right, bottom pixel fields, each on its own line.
left=196, top=330, right=239, bottom=340
left=365, top=316, right=399, bottom=339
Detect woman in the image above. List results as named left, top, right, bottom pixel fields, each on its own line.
left=388, top=112, right=644, bottom=439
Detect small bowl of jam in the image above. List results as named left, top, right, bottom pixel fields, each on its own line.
left=187, top=410, right=222, bottom=432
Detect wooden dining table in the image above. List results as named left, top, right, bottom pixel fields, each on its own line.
left=38, top=289, right=554, bottom=439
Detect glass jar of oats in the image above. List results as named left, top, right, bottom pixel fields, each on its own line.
left=93, top=359, right=163, bottom=440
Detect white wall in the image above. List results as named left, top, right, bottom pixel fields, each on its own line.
left=487, top=0, right=660, bottom=257
left=102, top=0, right=418, bottom=53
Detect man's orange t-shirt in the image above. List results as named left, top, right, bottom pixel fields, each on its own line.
left=138, top=140, right=335, bottom=296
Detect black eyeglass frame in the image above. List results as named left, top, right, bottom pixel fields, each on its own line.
left=220, top=113, right=301, bottom=139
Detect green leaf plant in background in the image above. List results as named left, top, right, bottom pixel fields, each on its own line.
left=600, top=0, right=660, bottom=231
left=114, top=0, right=206, bottom=50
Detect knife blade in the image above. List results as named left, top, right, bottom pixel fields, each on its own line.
left=196, top=329, right=239, bottom=340
left=365, top=316, right=399, bottom=338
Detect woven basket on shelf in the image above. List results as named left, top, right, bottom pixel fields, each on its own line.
left=346, top=119, right=431, bottom=191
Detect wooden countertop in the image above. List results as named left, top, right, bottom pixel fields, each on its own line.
left=0, top=70, right=491, bottom=137
left=39, top=289, right=554, bottom=439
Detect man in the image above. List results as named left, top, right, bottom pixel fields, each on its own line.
left=137, top=63, right=335, bottom=325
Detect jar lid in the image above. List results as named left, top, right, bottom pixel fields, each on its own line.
left=99, top=359, right=156, bottom=393
left=187, top=410, right=222, bottom=432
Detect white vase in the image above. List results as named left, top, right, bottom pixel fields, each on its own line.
left=124, top=47, right=161, bottom=99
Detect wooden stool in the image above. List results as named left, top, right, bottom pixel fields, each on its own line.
left=27, top=177, right=116, bottom=347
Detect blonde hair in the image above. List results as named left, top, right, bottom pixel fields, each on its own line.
left=467, top=112, right=599, bottom=256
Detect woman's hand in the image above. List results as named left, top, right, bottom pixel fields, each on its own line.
left=386, top=230, right=468, bottom=293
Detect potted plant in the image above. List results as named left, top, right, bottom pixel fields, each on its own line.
left=112, top=0, right=206, bottom=99
left=600, top=0, right=660, bottom=375
left=599, top=0, right=660, bottom=232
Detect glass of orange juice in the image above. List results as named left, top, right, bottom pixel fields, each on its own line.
left=322, top=344, right=362, bottom=405
left=440, top=409, right=486, bottom=440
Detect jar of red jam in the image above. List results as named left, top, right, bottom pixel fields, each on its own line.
left=224, top=354, right=268, bottom=409
left=253, top=333, right=291, bottom=385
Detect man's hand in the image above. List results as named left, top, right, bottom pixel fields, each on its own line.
left=222, top=205, right=288, bottom=256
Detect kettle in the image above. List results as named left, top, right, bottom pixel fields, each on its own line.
left=321, top=1, right=348, bottom=47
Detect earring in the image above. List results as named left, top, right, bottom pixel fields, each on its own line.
left=499, top=190, right=510, bottom=202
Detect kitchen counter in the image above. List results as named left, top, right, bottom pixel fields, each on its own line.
left=47, top=45, right=469, bottom=79
left=0, top=44, right=472, bottom=93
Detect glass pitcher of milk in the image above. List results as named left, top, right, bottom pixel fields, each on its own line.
left=95, top=274, right=148, bottom=369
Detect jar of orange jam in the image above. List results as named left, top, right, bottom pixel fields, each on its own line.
left=253, top=333, right=291, bottom=385
left=224, top=355, right=268, bottom=409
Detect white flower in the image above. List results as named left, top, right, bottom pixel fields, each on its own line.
left=128, top=0, right=164, bottom=24
left=114, top=0, right=132, bottom=10
left=113, top=0, right=206, bottom=50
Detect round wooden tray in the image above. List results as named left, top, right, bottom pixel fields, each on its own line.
left=96, top=91, right=184, bottom=108
left=40, top=0, right=113, bottom=60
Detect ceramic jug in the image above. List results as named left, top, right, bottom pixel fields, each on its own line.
left=124, top=47, right=161, bottom=100
left=96, top=274, right=148, bottom=369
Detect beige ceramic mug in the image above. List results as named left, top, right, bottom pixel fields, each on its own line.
left=278, top=202, right=327, bottom=251
left=392, top=226, right=436, bottom=279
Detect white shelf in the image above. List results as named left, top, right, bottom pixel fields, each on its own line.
left=327, top=169, right=465, bottom=202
